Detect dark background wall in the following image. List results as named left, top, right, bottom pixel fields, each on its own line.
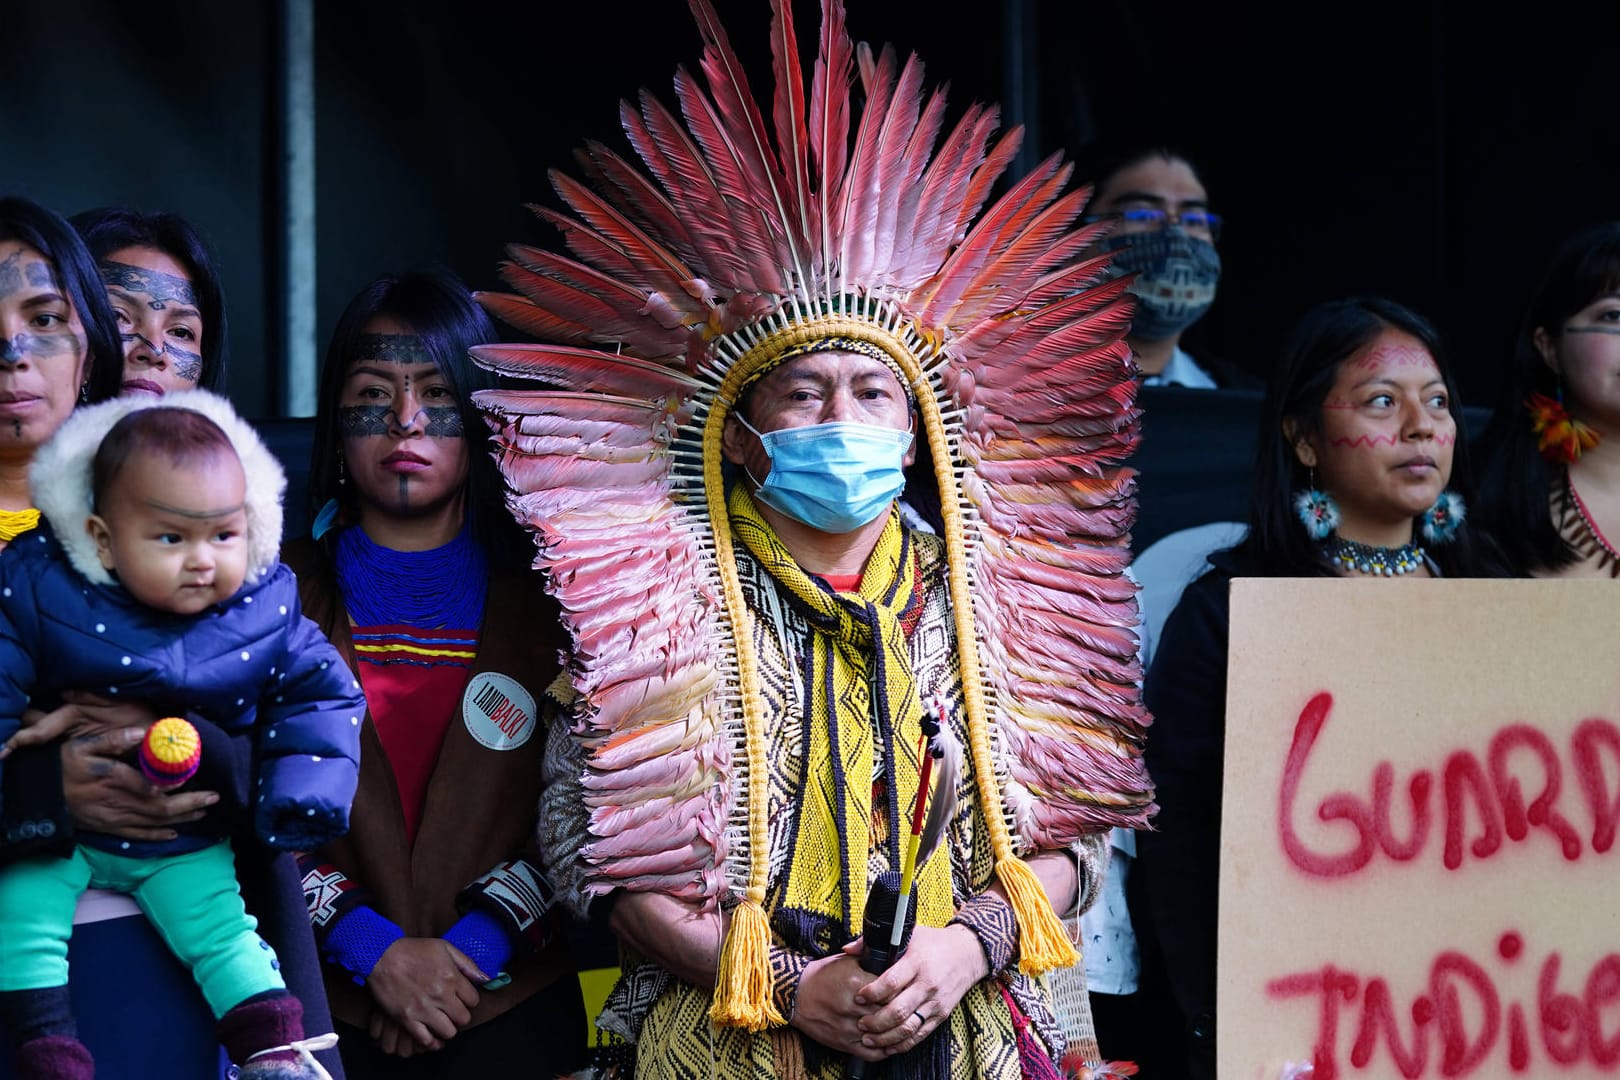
left=3, top=0, right=1616, bottom=420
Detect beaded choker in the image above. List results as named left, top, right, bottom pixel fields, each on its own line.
left=1563, top=473, right=1620, bottom=576
left=1323, top=535, right=1426, bottom=576
left=0, top=507, right=40, bottom=544
left=335, top=523, right=488, bottom=629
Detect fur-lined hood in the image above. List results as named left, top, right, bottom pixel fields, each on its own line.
left=29, top=389, right=287, bottom=586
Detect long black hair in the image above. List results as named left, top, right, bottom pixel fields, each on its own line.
left=309, top=266, right=524, bottom=567
left=1230, top=296, right=1485, bottom=577
left=71, top=206, right=230, bottom=392
left=0, top=196, right=123, bottom=402
left=1474, top=223, right=1620, bottom=575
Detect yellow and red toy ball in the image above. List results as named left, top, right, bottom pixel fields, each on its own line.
left=140, top=717, right=202, bottom=789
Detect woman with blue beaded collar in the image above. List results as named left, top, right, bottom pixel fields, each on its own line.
left=282, top=267, right=586, bottom=1078
left=1131, top=296, right=1499, bottom=1079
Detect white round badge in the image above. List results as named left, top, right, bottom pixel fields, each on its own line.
left=462, top=672, right=536, bottom=751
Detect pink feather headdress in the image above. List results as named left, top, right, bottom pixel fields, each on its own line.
left=472, top=0, right=1155, bottom=1029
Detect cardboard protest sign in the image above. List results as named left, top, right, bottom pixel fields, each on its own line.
left=1220, top=578, right=1620, bottom=1080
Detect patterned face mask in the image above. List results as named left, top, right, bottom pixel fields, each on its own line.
left=1104, top=228, right=1222, bottom=341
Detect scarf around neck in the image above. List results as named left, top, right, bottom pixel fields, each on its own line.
left=727, top=486, right=954, bottom=947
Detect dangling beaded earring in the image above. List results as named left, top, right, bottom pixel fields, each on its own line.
left=1527, top=380, right=1601, bottom=464
left=78, top=382, right=90, bottom=404
left=312, top=457, right=344, bottom=541
left=1420, top=490, right=1466, bottom=544
left=1294, top=469, right=1339, bottom=541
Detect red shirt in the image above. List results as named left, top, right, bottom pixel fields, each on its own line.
left=822, top=571, right=862, bottom=593
left=350, top=625, right=479, bottom=846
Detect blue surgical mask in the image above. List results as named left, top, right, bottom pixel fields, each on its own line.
left=1104, top=228, right=1222, bottom=341
left=737, top=416, right=914, bottom=534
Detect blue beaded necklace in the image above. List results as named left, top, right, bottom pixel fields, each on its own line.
left=335, top=523, right=489, bottom=629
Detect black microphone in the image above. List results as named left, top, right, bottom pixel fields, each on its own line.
left=847, top=870, right=917, bottom=1080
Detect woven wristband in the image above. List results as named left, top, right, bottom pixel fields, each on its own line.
left=948, top=891, right=1019, bottom=975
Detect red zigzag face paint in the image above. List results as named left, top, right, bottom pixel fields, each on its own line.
left=1303, top=329, right=1456, bottom=546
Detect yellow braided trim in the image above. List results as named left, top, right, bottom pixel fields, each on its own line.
left=352, top=643, right=477, bottom=659
left=894, top=333, right=1075, bottom=972
left=725, top=315, right=921, bottom=394
left=701, top=353, right=775, bottom=1028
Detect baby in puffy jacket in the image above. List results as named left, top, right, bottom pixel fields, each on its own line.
left=0, top=391, right=363, bottom=1079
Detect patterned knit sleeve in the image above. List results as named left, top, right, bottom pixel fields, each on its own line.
left=537, top=698, right=595, bottom=919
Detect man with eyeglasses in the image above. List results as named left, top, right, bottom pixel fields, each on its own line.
left=1074, top=144, right=1258, bottom=1080
left=1085, top=146, right=1256, bottom=391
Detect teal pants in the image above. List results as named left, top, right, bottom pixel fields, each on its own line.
left=0, top=841, right=285, bottom=1018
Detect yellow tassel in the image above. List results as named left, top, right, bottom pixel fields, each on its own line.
left=997, top=856, right=1079, bottom=975
left=707, top=898, right=786, bottom=1031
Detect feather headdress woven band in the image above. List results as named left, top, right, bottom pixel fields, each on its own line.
left=472, top=0, right=1156, bottom=1029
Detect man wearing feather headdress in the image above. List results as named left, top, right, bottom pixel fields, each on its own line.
left=471, top=1, right=1157, bottom=1076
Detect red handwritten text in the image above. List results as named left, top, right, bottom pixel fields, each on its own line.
left=1278, top=693, right=1620, bottom=877
left=1267, top=932, right=1620, bottom=1077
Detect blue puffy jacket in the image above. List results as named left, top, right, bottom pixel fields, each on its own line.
left=0, top=526, right=363, bottom=856
left=0, top=390, right=363, bottom=859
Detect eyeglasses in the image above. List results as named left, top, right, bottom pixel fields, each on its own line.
left=1088, top=207, right=1223, bottom=241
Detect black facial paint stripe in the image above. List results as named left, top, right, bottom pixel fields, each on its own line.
left=99, top=260, right=197, bottom=307
left=351, top=333, right=430, bottom=364
left=338, top=405, right=392, bottom=437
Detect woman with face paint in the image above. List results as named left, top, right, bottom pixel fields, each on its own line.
left=1132, top=297, right=1499, bottom=1079
left=1475, top=223, right=1620, bottom=578
left=71, top=206, right=228, bottom=396
left=0, top=198, right=313, bottom=1079
left=0, top=199, right=122, bottom=493
left=0, top=197, right=125, bottom=856
left=283, top=268, right=586, bottom=1078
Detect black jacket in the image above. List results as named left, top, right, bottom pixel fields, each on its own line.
left=1133, top=548, right=1249, bottom=1080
